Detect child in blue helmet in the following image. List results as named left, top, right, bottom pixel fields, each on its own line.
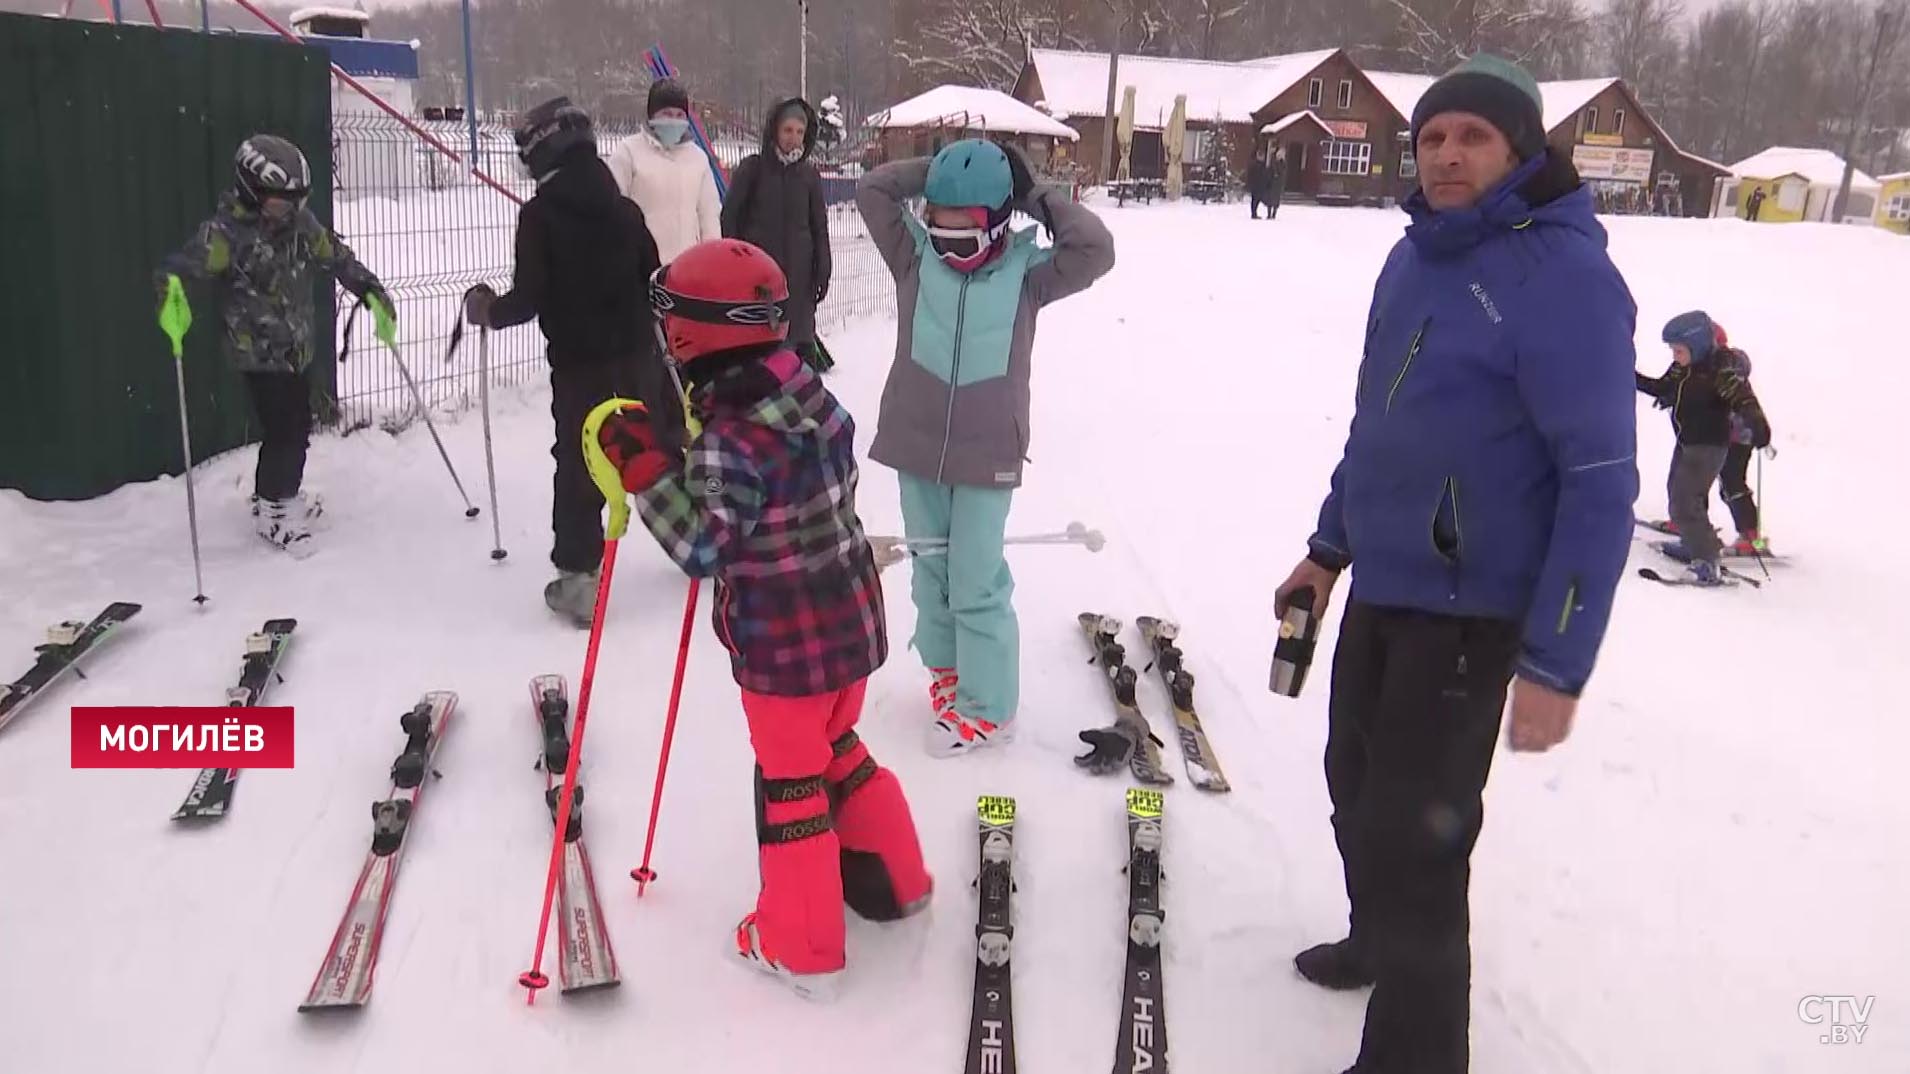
left=856, top=140, right=1115, bottom=756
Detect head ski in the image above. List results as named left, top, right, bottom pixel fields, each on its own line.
left=171, top=619, right=297, bottom=821
left=528, top=674, right=619, bottom=993
left=0, top=602, right=142, bottom=735
left=299, top=691, right=456, bottom=1012
left=1134, top=618, right=1230, bottom=792
left=965, top=795, right=1018, bottom=1074
left=1076, top=614, right=1174, bottom=786
left=1114, top=788, right=1169, bottom=1074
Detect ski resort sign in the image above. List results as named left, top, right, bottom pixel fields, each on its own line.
left=1572, top=144, right=1654, bottom=184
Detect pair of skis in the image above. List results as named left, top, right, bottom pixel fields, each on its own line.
left=1077, top=613, right=1231, bottom=792
left=0, top=601, right=144, bottom=735
left=297, top=675, right=617, bottom=1012
left=962, top=789, right=1169, bottom=1074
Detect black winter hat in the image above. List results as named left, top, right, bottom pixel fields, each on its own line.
left=647, top=78, right=690, bottom=118
left=1410, top=53, right=1548, bottom=161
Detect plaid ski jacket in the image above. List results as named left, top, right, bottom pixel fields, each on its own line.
left=633, top=348, right=887, bottom=696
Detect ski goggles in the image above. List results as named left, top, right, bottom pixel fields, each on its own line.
left=926, top=221, right=1007, bottom=269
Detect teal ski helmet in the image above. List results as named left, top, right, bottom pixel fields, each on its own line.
left=925, top=139, right=1013, bottom=213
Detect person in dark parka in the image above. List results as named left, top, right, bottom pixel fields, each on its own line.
left=722, top=97, right=833, bottom=370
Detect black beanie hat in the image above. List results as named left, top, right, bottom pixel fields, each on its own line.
left=648, top=78, right=690, bottom=118
left=1410, top=54, right=1548, bottom=161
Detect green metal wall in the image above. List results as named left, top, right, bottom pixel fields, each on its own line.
left=0, top=14, right=334, bottom=501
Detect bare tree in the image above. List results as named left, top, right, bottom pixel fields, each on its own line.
left=1597, top=0, right=1686, bottom=108
left=1835, top=0, right=1910, bottom=215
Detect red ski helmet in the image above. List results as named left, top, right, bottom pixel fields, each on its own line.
left=650, top=240, right=790, bottom=364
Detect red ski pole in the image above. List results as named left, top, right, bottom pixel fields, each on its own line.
left=518, top=397, right=641, bottom=1003
left=631, top=577, right=699, bottom=896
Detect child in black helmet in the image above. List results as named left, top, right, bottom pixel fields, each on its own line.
left=157, top=133, right=387, bottom=559
left=462, top=97, right=664, bottom=626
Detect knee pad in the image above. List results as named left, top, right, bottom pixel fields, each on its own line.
left=824, top=730, right=878, bottom=811
left=753, top=765, right=832, bottom=847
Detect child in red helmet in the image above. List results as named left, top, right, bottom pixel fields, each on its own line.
left=588, top=238, right=931, bottom=999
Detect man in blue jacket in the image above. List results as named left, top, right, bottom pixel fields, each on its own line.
left=1274, top=54, right=1638, bottom=1074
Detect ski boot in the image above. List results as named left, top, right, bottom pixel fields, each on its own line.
left=252, top=491, right=325, bottom=528
left=1686, top=559, right=1726, bottom=587
left=543, top=569, right=598, bottom=628
left=731, top=914, right=842, bottom=1002
left=253, top=498, right=316, bottom=560
left=926, top=710, right=1013, bottom=758
left=1730, top=530, right=1768, bottom=556
left=1294, top=937, right=1376, bottom=990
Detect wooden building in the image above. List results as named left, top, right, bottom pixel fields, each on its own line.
left=1011, top=47, right=1412, bottom=204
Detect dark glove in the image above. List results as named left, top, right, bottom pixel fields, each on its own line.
left=464, top=284, right=497, bottom=327
left=1003, top=143, right=1037, bottom=204
left=1074, top=724, right=1138, bottom=776
left=1752, top=417, right=1772, bottom=449
left=597, top=405, right=672, bottom=492
left=814, top=276, right=829, bottom=306
left=364, top=281, right=393, bottom=315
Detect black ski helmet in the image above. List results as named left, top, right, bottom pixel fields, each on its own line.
left=515, top=96, right=596, bottom=179
left=233, top=134, right=312, bottom=209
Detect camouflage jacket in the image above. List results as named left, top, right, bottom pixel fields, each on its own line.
left=159, top=192, right=381, bottom=375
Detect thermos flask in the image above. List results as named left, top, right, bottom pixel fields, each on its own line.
left=1269, top=587, right=1320, bottom=698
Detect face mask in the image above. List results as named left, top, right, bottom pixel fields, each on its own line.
left=650, top=118, right=690, bottom=147
left=777, top=145, right=805, bottom=165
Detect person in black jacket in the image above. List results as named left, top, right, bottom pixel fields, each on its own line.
left=1636, top=310, right=1770, bottom=583
left=464, top=97, right=664, bottom=625
left=721, top=97, right=833, bottom=371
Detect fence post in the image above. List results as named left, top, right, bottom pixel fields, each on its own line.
left=459, top=0, right=480, bottom=167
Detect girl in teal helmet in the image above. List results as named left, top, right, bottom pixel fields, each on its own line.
left=855, top=138, right=1117, bottom=757
left=922, top=140, right=1016, bottom=272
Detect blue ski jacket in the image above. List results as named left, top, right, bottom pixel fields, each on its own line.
left=1309, top=153, right=1639, bottom=697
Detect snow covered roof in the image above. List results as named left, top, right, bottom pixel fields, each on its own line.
left=1364, top=71, right=1435, bottom=122
left=1878, top=171, right=1910, bottom=184
left=867, top=85, right=1078, bottom=140
left=1026, top=47, right=1338, bottom=126
left=1731, top=147, right=1878, bottom=189
left=1365, top=71, right=1622, bottom=133
left=1260, top=111, right=1334, bottom=137
left=290, top=6, right=369, bottom=25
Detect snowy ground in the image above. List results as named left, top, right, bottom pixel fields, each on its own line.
left=2, top=201, right=1905, bottom=1073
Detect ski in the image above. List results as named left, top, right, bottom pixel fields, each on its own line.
left=1133, top=618, right=1231, bottom=793
left=528, top=674, right=619, bottom=993
left=1636, top=519, right=1785, bottom=563
left=1114, top=788, right=1169, bottom=1074
left=172, top=618, right=297, bottom=821
left=1637, top=567, right=1747, bottom=589
left=964, top=795, right=1018, bottom=1074
left=1077, top=613, right=1174, bottom=787
left=0, top=602, right=142, bottom=735
left=299, top=691, right=456, bottom=1012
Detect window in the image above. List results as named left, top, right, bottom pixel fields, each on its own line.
left=1184, top=128, right=1213, bottom=163
left=1613, top=108, right=1626, bottom=135
left=1888, top=193, right=1910, bottom=222
left=1338, top=80, right=1353, bottom=109
left=1585, top=107, right=1599, bottom=136
left=1322, top=139, right=1372, bottom=176
left=1400, top=146, right=1417, bottom=179
left=1308, top=78, right=1323, bottom=108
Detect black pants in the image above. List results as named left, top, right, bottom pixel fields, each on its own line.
left=1719, top=443, right=1758, bottom=535
left=1325, top=602, right=1522, bottom=1074
left=549, top=356, right=650, bottom=573
left=245, top=369, right=314, bottom=501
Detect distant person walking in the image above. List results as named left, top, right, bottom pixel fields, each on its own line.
left=723, top=97, right=834, bottom=372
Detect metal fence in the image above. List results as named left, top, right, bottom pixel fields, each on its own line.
left=327, top=110, right=895, bottom=424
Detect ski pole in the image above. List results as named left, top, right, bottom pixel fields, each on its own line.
left=478, top=325, right=506, bottom=560
left=632, top=577, right=698, bottom=897
left=368, top=293, right=480, bottom=519
left=158, top=275, right=208, bottom=606
left=517, top=537, right=618, bottom=1003
left=879, top=520, right=1105, bottom=550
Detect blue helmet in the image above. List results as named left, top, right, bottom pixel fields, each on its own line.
left=1662, top=310, right=1717, bottom=361
left=925, top=139, right=1012, bottom=212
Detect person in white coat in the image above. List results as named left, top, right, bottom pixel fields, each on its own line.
left=609, top=79, right=722, bottom=263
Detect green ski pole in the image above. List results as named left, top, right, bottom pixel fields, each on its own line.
left=159, top=274, right=209, bottom=605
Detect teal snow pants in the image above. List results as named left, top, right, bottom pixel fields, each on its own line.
left=898, top=473, right=1017, bottom=726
